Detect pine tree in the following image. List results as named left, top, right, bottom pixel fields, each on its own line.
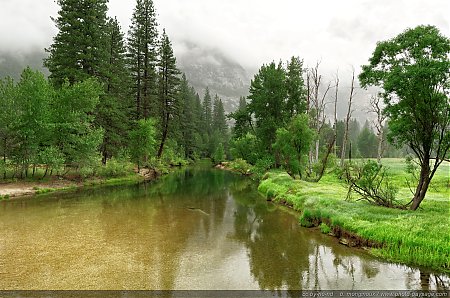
left=179, top=74, right=197, bottom=158
left=230, top=96, right=252, bottom=139
left=212, top=94, right=229, bottom=158
left=97, top=17, right=132, bottom=164
left=128, top=0, right=159, bottom=119
left=202, top=87, right=213, bottom=135
left=286, top=56, right=307, bottom=117
left=44, top=0, right=109, bottom=87
left=156, top=29, right=180, bottom=158
left=212, top=95, right=227, bottom=134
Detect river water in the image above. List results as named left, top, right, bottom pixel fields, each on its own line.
left=0, top=166, right=448, bottom=290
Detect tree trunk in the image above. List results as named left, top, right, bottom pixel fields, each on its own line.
left=410, top=158, right=431, bottom=210
left=340, top=70, right=355, bottom=167
left=376, top=129, right=384, bottom=164
left=157, top=112, right=170, bottom=158
left=312, top=137, right=335, bottom=182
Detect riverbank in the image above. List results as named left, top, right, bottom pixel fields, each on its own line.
left=0, top=173, right=147, bottom=200
left=258, top=168, right=450, bottom=273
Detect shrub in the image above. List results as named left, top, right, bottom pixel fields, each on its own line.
left=96, top=158, right=134, bottom=178
left=342, top=160, right=400, bottom=208
left=320, top=223, right=331, bottom=234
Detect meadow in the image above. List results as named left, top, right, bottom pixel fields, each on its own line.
left=258, top=158, right=450, bottom=273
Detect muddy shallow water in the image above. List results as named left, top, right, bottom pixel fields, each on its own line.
left=0, top=167, right=448, bottom=290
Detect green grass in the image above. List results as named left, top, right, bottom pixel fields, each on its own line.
left=258, top=159, right=450, bottom=273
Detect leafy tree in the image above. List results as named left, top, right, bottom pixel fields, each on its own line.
left=359, top=25, right=450, bottom=210
left=14, top=68, right=53, bottom=177
left=128, top=0, right=159, bottom=119
left=248, top=61, right=287, bottom=153
left=213, top=143, right=225, bottom=165
left=50, top=79, right=104, bottom=172
left=129, top=118, right=157, bottom=170
left=230, top=133, right=260, bottom=165
left=44, top=0, right=109, bottom=86
left=0, top=77, right=19, bottom=178
left=273, top=114, right=315, bottom=178
left=156, top=29, right=180, bottom=158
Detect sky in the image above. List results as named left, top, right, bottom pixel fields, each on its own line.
left=0, top=0, right=449, bottom=81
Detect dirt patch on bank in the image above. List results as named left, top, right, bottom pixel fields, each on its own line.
left=0, top=180, right=78, bottom=199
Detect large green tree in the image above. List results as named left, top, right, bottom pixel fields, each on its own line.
left=97, top=17, right=132, bottom=164
left=128, top=0, right=159, bottom=119
left=286, top=56, right=307, bottom=117
left=230, top=96, right=252, bottom=139
left=156, top=29, right=180, bottom=158
left=247, top=61, right=287, bottom=153
left=273, top=114, right=315, bottom=178
left=44, top=0, right=109, bottom=86
left=0, top=77, right=19, bottom=178
left=359, top=25, right=450, bottom=210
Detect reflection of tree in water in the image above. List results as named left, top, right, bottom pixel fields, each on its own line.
left=230, top=180, right=312, bottom=290
left=97, top=168, right=232, bottom=289
left=229, top=179, right=386, bottom=291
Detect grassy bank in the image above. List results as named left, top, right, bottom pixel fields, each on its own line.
left=258, top=159, right=450, bottom=273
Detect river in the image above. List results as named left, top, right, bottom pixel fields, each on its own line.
left=0, top=166, right=448, bottom=290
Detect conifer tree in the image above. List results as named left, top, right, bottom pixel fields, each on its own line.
left=156, top=29, right=180, bottom=158
left=128, top=0, right=159, bottom=119
left=45, top=0, right=109, bottom=87
left=97, top=17, right=132, bottom=164
left=202, top=87, right=213, bottom=136
left=179, top=74, right=196, bottom=158
left=212, top=94, right=229, bottom=158
left=230, top=96, right=252, bottom=139
left=286, top=56, right=307, bottom=117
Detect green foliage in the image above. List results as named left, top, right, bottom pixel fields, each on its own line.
left=273, top=114, right=315, bottom=178
left=319, top=223, right=331, bottom=234
left=253, top=156, right=275, bottom=179
left=229, top=96, right=252, bottom=138
left=213, top=143, right=225, bottom=165
left=45, top=0, right=109, bottom=86
left=230, top=133, right=260, bottom=165
left=229, top=158, right=253, bottom=175
left=248, top=61, right=288, bottom=152
left=96, top=158, right=135, bottom=178
left=97, top=17, right=133, bottom=164
left=342, top=160, right=399, bottom=208
left=129, top=118, right=157, bottom=170
left=128, top=0, right=159, bottom=119
left=157, top=29, right=181, bottom=158
left=359, top=25, right=450, bottom=210
left=356, top=121, right=378, bottom=158
left=285, top=56, right=307, bottom=116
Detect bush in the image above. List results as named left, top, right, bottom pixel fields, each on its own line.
left=319, top=223, right=331, bottom=234
left=342, top=160, right=399, bottom=208
left=253, top=156, right=274, bottom=179
left=229, top=158, right=253, bottom=175
left=96, top=158, right=134, bottom=178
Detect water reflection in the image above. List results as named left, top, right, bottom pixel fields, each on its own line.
left=0, top=167, right=448, bottom=290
